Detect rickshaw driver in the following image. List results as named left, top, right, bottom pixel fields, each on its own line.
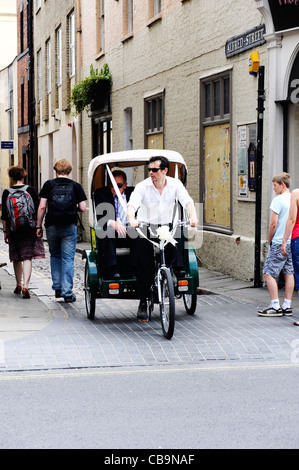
left=127, top=156, right=198, bottom=321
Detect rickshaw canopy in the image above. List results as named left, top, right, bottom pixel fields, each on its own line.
left=87, top=149, right=188, bottom=227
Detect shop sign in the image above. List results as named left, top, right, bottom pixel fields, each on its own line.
left=268, top=0, right=299, bottom=32
left=225, top=25, right=266, bottom=58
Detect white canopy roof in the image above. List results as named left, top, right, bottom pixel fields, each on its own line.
left=87, top=149, right=188, bottom=227
left=88, top=149, right=186, bottom=179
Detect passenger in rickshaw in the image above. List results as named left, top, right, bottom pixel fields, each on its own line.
left=94, top=170, right=135, bottom=280
left=127, top=156, right=198, bottom=320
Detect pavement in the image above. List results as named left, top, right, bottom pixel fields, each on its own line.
left=0, top=236, right=298, bottom=372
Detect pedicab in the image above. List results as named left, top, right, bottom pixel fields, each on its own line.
left=83, top=149, right=199, bottom=339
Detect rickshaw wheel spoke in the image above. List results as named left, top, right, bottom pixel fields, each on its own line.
left=159, top=267, right=175, bottom=340
left=183, top=293, right=197, bottom=315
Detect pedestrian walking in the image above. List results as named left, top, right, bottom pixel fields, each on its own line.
left=258, top=173, right=294, bottom=317
left=281, top=187, right=299, bottom=326
left=1, top=165, right=45, bottom=298
left=36, top=159, right=87, bottom=302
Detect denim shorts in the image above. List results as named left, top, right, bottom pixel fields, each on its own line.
left=263, top=242, right=294, bottom=277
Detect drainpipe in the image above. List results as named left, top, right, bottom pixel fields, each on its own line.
left=27, top=0, right=36, bottom=187
left=254, top=66, right=265, bottom=287
left=77, top=0, right=82, bottom=183
left=76, top=0, right=85, bottom=239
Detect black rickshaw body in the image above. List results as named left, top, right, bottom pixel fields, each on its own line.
left=83, top=149, right=199, bottom=310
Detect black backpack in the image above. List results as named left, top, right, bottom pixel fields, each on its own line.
left=48, top=179, right=77, bottom=218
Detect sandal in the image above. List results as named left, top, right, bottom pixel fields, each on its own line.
left=22, top=288, right=30, bottom=299
left=14, top=286, right=22, bottom=294
left=294, top=321, right=299, bottom=326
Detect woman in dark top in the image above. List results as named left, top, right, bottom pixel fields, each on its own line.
left=1, top=166, right=45, bottom=298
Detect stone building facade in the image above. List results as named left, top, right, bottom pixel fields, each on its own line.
left=79, top=0, right=270, bottom=282
left=34, top=0, right=79, bottom=188
left=0, top=58, right=18, bottom=195
left=16, top=0, right=36, bottom=185
left=31, top=0, right=299, bottom=283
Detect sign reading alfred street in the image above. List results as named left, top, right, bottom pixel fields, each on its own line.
left=226, top=25, right=266, bottom=58
left=0, top=141, right=14, bottom=150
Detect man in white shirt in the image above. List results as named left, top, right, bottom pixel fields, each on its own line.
left=127, top=156, right=197, bottom=320
left=258, top=172, right=294, bottom=317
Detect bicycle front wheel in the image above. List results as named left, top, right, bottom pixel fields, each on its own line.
left=159, top=267, right=175, bottom=339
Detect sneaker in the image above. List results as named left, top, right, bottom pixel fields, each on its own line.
left=137, top=301, right=148, bottom=322
left=55, top=289, right=62, bottom=298
left=282, top=307, right=292, bottom=316
left=64, top=294, right=76, bottom=303
left=257, top=305, right=283, bottom=317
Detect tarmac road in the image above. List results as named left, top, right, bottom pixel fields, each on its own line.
left=0, top=363, right=298, bottom=449
left=0, top=232, right=298, bottom=449
left=0, top=233, right=298, bottom=371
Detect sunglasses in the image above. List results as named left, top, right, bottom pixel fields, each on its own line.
left=148, top=167, right=162, bottom=173
left=110, top=182, right=124, bottom=188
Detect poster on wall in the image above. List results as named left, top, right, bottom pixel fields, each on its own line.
left=237, top=124, right=257, bottom=197
left=238, top=126, right=248, bottom=197
left=268, top=0, right=299, bottom=32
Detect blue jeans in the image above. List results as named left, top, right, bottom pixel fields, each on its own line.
left=46, top=224, right=77, bottom=298
left=291, top=237, right=299, bottom=290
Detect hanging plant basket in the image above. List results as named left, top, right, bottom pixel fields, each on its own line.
left=89, top=78, right=111, bottom=112
left=69, top=64, right=112, bottom=116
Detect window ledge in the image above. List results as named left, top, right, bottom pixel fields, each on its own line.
left=122, top=32, right=134, bottom=44
left=146, top=13, right=162, bottom=28
left=95, top=50, right=106, bottom=61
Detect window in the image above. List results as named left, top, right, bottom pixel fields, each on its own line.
left=123, top=0, right=133, bottom=36
left=69, top=12, right=75, bottom=77
left=145, top=93, right=164, bottom=149
left=200, top=72, right=232, bottom=232
left=37, top=49, right=42, bottom=100
left=93, top=118, right=112, bottom=156
left=96, top=0, right=105, bottom=53
left=203, top=75, right=230, bottom=122
left=100, top=0, right=105, bottom=52
left=128, top=0, right=133, bottom=33
left=20, top=8, right=24, bottom=53
left=56, top=27, right=62, bottom=86
left=154, top=0, right=161, bottom=16
left=124, top=107, right=133, bottom=150
left=148, top=0, right=161, bottom=18
left=46, top=40, right=51, bottom=94
left=21, top=78, right=25, bottom=127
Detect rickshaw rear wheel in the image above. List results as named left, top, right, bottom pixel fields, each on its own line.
left=84, top=262, right=96, bottom=320
left=159, top=267, right=175, bottom=340
left=183, top=293, right=197, bottom=315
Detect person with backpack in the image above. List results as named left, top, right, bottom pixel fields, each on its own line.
left=36, top=159, right=87, bottom=303
left=1, top=165, right=45, bottom=299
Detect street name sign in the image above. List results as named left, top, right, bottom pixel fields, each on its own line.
left=0, top=141, right=14, bottom=150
